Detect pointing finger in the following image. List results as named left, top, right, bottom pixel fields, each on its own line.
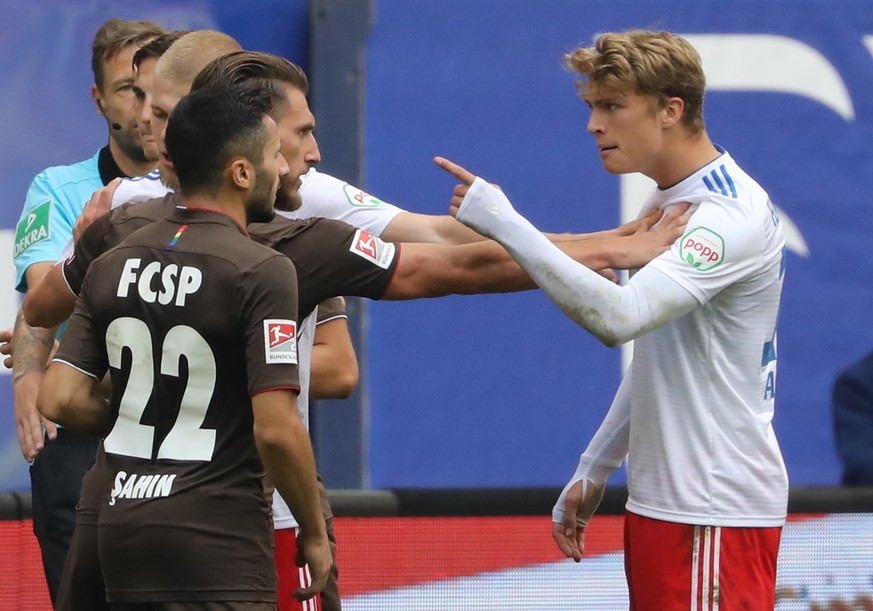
left=434, top=156, right=476, bottom=185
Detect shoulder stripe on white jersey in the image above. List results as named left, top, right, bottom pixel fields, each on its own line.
left=702, top=165, right=737, bottom=199
left=128, top=170, right=161, bottom=183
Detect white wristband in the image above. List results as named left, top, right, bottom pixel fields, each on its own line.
left=455, top=177, right=521, bottom=241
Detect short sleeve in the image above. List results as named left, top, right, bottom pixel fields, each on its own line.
left=647, top=196, right=764, bottom=304
left=13, top=175, right=79, bottom=291
left=241, top=255, right=301, bottom=396
left=289, top=170, right=404, bottom=236
left=316, top=297, right=348, bottom=324
left=271, top=218, right=398, bottom=317
left=53, top=272, right=108, bottom=379
left=62, top=212, right=114, bottom=296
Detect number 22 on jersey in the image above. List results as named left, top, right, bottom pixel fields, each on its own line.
left=102, top=317, right=217, bottom=461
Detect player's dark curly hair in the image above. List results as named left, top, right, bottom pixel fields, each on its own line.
left=165, top=86, right=274, bottom=194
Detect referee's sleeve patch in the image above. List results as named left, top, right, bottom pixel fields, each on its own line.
left=13, top=200, right=52, bottom=259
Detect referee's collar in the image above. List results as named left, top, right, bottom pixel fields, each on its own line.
left=97, top=145, right=128, bottom=186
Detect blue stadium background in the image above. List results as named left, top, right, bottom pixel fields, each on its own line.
left=2, top=0, right=871, bottom=492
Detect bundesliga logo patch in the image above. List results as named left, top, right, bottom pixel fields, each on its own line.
left=263, top=319, right=298, bottom=364
left=349, top=229, right=396, bottom=269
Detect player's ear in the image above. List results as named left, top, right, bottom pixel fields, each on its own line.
left=92, top=84, right=106, bottom=117
left=662, top=97, right=684, bottom=129
left=229, top=157, right=253, bottom=190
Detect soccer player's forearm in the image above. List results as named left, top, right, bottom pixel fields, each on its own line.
left=12, top=309, right=55, bottom=384
left=252, top=387, right=326, bottom=539
left=37, top=362, right=110, bottom=436
left=456, top=180, right=696, bottom=346
left=254, top=416, right=326, bottom=539
left=553, top=371, right=630, bottom=524
left=22, top=264, right=76, bottom=328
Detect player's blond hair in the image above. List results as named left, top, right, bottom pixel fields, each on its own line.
left=154, top=30, right=242, bottom=87
left=565, top=30, right=706, bottom=134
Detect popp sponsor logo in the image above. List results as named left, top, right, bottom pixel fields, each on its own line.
left=678, top=226, right=725, bottom=272
left=343, top=183, right=386, bottom=208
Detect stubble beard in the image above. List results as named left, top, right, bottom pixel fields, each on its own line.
left=246, top=173, right=278, bottom=224
left=112, top=123, right=149, bottom=165
left=274, top=173, right=303, bottom=212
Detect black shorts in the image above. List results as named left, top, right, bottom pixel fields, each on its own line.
left=30, top=429, right=98, bottom=603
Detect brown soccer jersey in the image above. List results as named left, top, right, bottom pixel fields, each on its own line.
left=69, top=204, right=398, bottom=322
left=248, top=215, right=399, bottom=317
left=54, top=207, right=300, bottom=603
left=63, top=194, right=181, bottom=296
left=316, top=296, right=347, bottom=324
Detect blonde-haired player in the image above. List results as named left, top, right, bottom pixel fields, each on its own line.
left=439, top=29, right=787, bottom=610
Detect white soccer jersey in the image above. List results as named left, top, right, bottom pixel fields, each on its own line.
left=56, top=172, right=172, bottom=261
left=105, top=168, right=405, bottom=233
left=281, top=168, right=404, bottom=233
left=111, top=170, right=169, bottom=207
left=626, top=151, right=788, bottom=527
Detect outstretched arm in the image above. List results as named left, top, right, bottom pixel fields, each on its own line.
left=581, top=206, right=689, bottom=270
left=381, top=199, right=685, bottom=300
left=383, top=239, right=537, bottom=299
left=379, top=187, right=667, bottom=248
left=436, top=157, right=698, bottom=347
left=380, top=210, right=487, bottom=245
